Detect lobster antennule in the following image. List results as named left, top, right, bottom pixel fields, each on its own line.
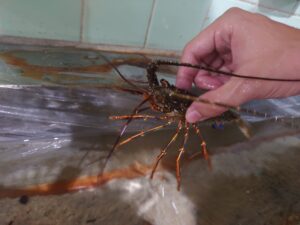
left=146, top=61, right=159, bottom=89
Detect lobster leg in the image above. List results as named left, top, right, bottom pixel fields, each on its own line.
left=109, top=114, right=168, bottom=121
left=118, top=122, right=172, bottom=147
left=100, top=97, right=150, bottom=174
left=150, top=121, right=183, bottom=179
left=191, top=124, right=212, bottom=170
left=235, top=117, right=252, bottom=139
left=82, top=115, right=162, bottom=167
left=176, top=122, right=190, bottom=191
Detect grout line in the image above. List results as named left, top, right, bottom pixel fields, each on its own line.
left=79, top=0, right=86, bottom=42
left=0, top=35, right=181, bottom=57
left=143, top=0, right=157, bottom=48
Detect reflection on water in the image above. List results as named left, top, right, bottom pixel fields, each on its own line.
left=0, top=44, right=300, bottom=225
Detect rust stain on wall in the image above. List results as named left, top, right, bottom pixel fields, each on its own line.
left=0, top=51, right=151, bottom=82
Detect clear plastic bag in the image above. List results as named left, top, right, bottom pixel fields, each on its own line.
left=1, top=45, right=300, bottom=225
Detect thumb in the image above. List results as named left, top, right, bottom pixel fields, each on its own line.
left=185, top=79, right=255, bottom=123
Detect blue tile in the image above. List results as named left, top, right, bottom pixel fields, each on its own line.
left=146, top=0, right=211, bottom=51
left=0, top=0, right=81, bottom=41
left=83, top=0, right=153, bottom=47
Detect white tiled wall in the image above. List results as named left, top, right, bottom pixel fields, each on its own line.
left=205, top=0, right=300, bottom=30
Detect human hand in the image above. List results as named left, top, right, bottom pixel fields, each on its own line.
left=176, top=8, right=300, bottom=123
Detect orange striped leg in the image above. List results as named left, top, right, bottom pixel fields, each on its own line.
left=109, top=114, right=168, bottom=121
left=100, top=97, right=150, bottom=175
left=118, top=122, right=172, bottom=147
left=176, top=122, right=190, bottom=191
left=191, top=124, right=212, bottom=170
left=150, top=121, right=183, bottom=179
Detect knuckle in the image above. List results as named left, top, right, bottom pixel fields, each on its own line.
left=181, top=44, right=195, bottom=64
left=182, top=40, right=194, bottom=56
left=225, top=7, right=244, bottom=16
left=222, top=7, right=250, bottom=22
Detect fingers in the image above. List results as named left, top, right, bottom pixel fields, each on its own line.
left=176, top=26, right=217, bottom=90
left=193, top=55, right=228, bottom=90
left=194, top=73, right=224, bottom=90
left=176, top=8, right=265, bottom=123
left=185, top=79, right=255, bottom=123
left=176, top=8, right=241, bottom=90
left=176, top=23, right=234, bottom=90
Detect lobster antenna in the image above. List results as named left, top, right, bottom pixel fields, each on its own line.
left=156, top=60, right=300, bottom=82
left=100, top=54, right=148, bottom=92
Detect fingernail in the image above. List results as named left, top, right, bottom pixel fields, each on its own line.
left=186, top=109, right=202, bottom=123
